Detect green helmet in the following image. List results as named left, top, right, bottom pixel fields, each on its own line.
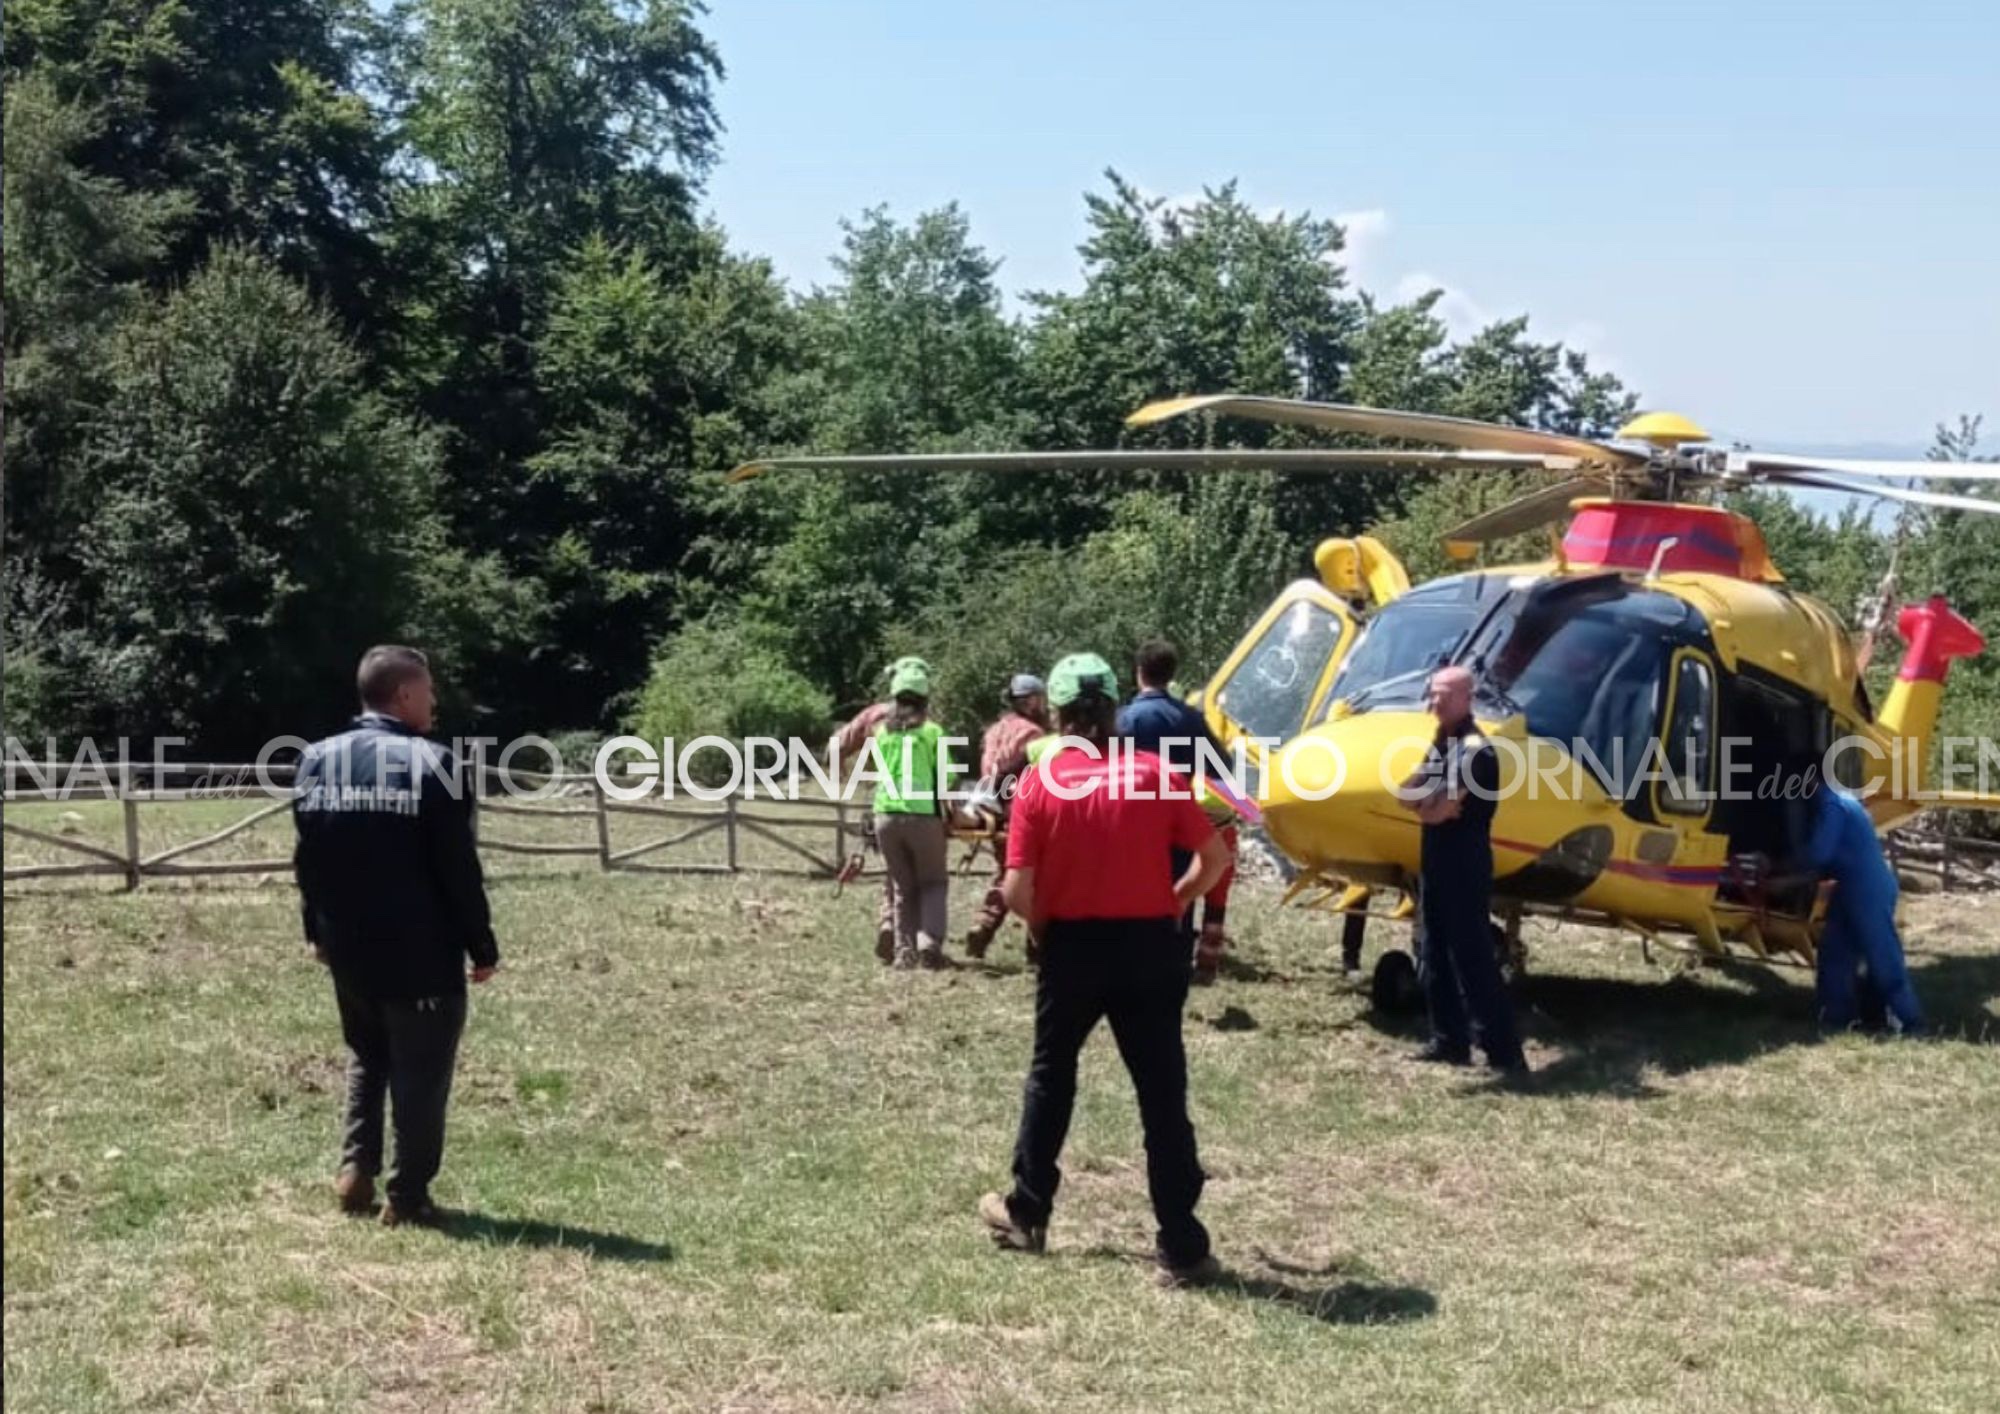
left=1047, top=652, right=1117, bottom=708
left=888, top=657, right=931, bottom=697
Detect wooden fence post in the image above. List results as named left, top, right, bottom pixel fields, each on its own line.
left=725, top=794, right=740, bottom=872
left=120, top=763, right=142, bottom=891
left=834, top=798, right=848, bottom=872
left=1941, top=824, right=1953, bottom=893
left=468, top=756, right=484, bottom=843
left=594, top=779, right=613, bottom=871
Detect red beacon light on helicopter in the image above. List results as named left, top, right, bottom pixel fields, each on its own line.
left=1560, top=500, right=1785, bottom=584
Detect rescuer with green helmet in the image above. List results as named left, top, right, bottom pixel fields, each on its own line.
left=978, top=652, right=1230, bottom=1287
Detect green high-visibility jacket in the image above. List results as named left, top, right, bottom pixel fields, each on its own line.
left=873, top=720, right=949, bottom=814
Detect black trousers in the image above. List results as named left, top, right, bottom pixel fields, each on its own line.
left=334, top=978, right=466, bottom=1205
left=1006, top=918, right=1210, bottom=1267
left=1416, top=863, right=1523, bottom=1067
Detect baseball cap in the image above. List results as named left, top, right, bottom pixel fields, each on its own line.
left=1047, top=653, right=1117, bottom=708
left=1007, top=672, right=1046, bottom=700
left=889, top=658, right=931, bottom=696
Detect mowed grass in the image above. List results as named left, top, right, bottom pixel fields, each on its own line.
left=5, top=857, right=2000, bottom=1413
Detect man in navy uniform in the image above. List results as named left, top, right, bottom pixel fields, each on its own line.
left=1403, top=666, right=1526, bottom=1074
left=293, top=645, right=499, bottom=1225
left=1118, top=639, right=1236, bottom=981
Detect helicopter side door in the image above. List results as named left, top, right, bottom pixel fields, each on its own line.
left=1199, top=581, right=1359, bottom=767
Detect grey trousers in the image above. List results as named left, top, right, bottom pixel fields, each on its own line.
left=874, top=813, right=949, bottom=957
left=334, top=979, right=466, bottom=1205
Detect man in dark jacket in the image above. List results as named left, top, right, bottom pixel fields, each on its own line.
left=1403, top=666, right=1525, bottom=1074
left=293, top=645, right=499, bottom=1225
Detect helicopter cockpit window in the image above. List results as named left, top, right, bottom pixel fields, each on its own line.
left=1502, top=608, right=1668, bottom=793
left=1660, top=653, right=1716, bottom=815
left=1323, top=579, right=1492, bottom=714
left=1216, top=599, right=1347, bottom=744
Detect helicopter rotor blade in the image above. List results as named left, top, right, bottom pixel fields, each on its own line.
left=726, top=448, right=1576, bottom=483
left=1732, top=452, right=2000, bottom=484
left=1761, top=470, right=2000, bottom=516
left=1439, top=476, right=1616, bottom=559
left=1126, top=393, right=1647, bottom=469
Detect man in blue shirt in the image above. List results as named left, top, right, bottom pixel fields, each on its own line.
left=1118, top=640, right=1218, bottom=764
left=1118, top=640, right=1233, bottom=979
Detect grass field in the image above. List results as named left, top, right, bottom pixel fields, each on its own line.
left=6, top=850, right=2000, bottom=1412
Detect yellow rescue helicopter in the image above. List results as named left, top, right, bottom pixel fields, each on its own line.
left=731, top=395, right=2000, bottom=1000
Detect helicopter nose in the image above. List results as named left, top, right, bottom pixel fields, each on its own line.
left=1257, top=712, right=1439, bottom=875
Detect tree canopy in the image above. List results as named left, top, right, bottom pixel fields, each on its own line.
left=3, top=1, right=1991, bottom=759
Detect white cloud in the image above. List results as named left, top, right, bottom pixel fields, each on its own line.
left=1332, top=208, right=1391, bottom=286
left=1393, top=271, right=1491, bottom=340
left=1384, top=249, right=1614, bottom=361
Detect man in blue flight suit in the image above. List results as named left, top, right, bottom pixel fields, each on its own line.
left=1804, top=781, right=1924, bottom=1036
left=293, top=645, right=500, bottom=1225
left=1403, top=666, right=1527, bottom=1074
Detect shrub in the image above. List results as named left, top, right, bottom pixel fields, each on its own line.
left=626, top=619, right=832, bottom=784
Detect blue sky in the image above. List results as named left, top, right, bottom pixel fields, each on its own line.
left=700, top=0, right=1997, bottom=452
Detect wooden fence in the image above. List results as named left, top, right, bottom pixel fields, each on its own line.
left=3, top=759, right=1991, bottom=891
left=1, top=761, right=883, bottom=888
left=1885, top=822, right=2000, bottom=891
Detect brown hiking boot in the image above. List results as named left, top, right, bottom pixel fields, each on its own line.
left=979, top=1191, right=1046, bottom=1254
left=874, top=931, right=895, bottom=965
left=963, top=926, right=993, bottom=961
left=334, top=1164, right=376, bottom=1215
left=379, top=1195, right=447, bottom=1229
left=1192, top=924, right=1226, bottom=985
left=1155, top=1252, right=1224, bottom=1290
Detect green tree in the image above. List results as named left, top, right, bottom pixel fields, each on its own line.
left=730, top=206, right=1025, bottom=704
left=1908, top=417, right=2000, bottom=759
left=1435, top=316, right=1637, bottom=436
left=514, top=228, right=799, bottom=727
left=61, top=249, right=448, bottom=749
left=2, top=75, right=187, bottom=585
left=4, top=0, right=395, bottom=337
left=1025, top=174, right=1358, bottom=448
left=625, top=617, right=831, bottom=785
left=898, top=480, right=1299, bottom=734
left=794, top=204, right=1026, bottom=453
left=390, top=0, right=723, bottom=535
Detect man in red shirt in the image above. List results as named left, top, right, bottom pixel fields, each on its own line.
left=979, top=653, right=1230, bottom=1288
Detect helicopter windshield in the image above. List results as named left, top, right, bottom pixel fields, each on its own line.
left=1474, top=589, right=1695, bottom=789
left=1497, top=612, right=1666, bottom=784
left=1323, top=576, right=1506, bottom=714
left=1216, top=596, right=1349, bottom=744
left=1325, top=576, right=1693, bottom=792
